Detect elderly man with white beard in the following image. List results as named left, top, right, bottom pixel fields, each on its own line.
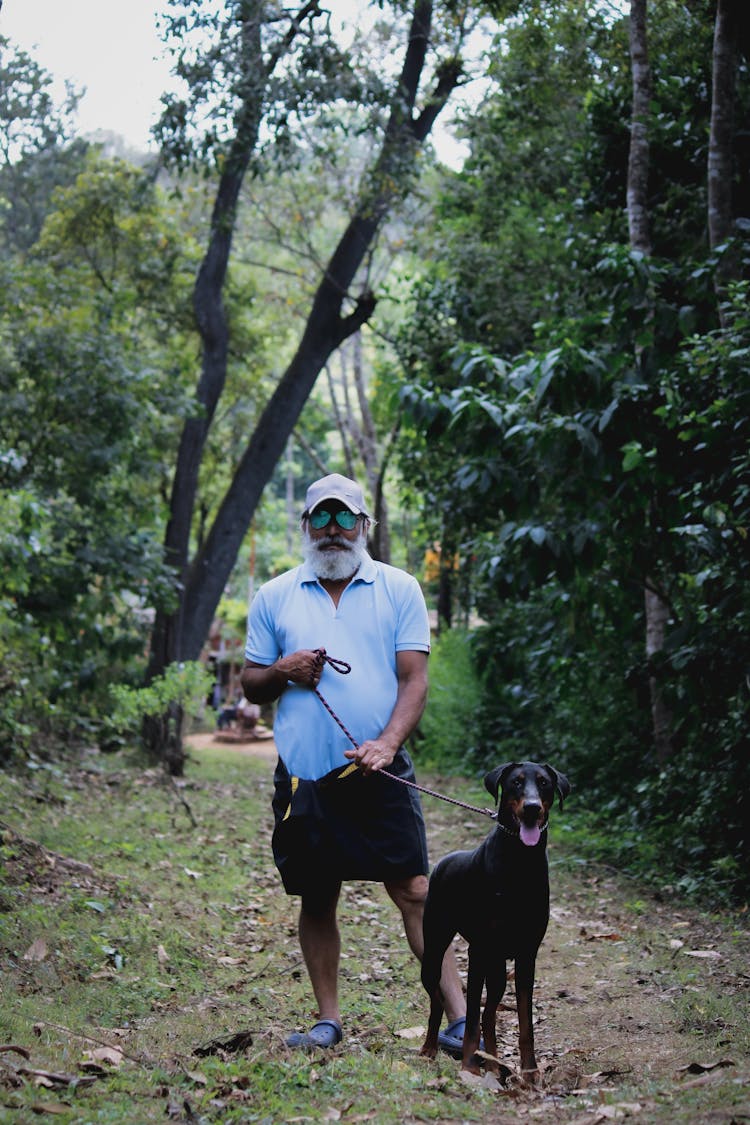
left=241, top=473, right=467, bottom=1053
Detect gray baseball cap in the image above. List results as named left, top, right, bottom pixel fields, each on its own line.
left=302, top=473, right=370, bottom=517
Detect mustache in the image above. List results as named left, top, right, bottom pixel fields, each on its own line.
left=310, top=535, right=354, bottom=549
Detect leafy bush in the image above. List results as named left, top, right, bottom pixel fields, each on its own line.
left=418, top=628, right=483, bottom=772
left=107, top=661, right=213, bottom=748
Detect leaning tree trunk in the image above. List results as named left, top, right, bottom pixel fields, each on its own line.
left=708, top=0, right=740, bottom=322
left=627, top=0, right=674, bottom=765
left=170, top=0, right=462, bottom=667
left=145, top=1, right=333, bottom=772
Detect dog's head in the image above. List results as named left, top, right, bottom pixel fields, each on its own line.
left=484, top=761, right=571, bottom=846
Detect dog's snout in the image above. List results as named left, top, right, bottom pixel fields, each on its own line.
left=521, top=801, right=543, bottom=825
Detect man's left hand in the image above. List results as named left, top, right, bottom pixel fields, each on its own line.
left=344, top=738, right=397, bottom=776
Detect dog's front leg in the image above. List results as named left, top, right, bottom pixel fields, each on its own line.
left=461, top=945, right=485, bottom=1074
left=419, top=924, right=450, bottom=1060
left=514, top=953, right=540, bottom=1084
left=420, top=987, right=444, bottom=1059
left=481, top=958, right=507, bottom=1071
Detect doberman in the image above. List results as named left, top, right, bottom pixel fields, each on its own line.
left=419, top=761, right=570, bottom=1082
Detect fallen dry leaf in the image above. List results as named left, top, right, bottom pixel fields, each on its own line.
left=28, top=1102, right=71, bottom=1116
left=677, top=1058, right=735, bottom=1074
left=184, top=1069, right=208, bottom=1085
left=395, top=1025, right=424, bottom=1039
left=157, top=944, right=170, bottom=965
left=457, top=1070, right=485, bottom=1088
left=682, top=949, right=721, bottom=960
left=194, top=1029, right=253, bottom=1056
left=23, top=938, right=48, bottom=962
left=0, top=1044, right=31, bottom=1059
left=82, top=1047, right=123, bottom=1068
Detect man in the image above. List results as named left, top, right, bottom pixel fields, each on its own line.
left=241, top=473, right=468, bottom=1052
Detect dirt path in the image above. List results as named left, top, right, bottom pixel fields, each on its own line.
left=186, top=729, right=278, bottom=759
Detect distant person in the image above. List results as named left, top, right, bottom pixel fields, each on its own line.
left=235, top=696, right=260, bottom=733
left=241, top=473, right=467, bottom=1053
left=216, top=695, right=239, bottom=730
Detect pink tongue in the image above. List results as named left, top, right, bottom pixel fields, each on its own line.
left=520, top=823, right=541, bottom=847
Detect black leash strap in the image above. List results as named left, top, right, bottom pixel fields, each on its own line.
left=312, top=649, right=497, bottom=821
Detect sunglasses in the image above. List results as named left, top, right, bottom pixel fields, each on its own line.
left=309, top=509, right=360, bottom=530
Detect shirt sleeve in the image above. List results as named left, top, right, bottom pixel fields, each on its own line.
left=395, top=573, right=431, bottom=653
left=244, top=587, right=280, bottom=665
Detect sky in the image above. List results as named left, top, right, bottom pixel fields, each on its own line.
left=1, top=0, right=471, bottom=162
left=2, top=0, right=179, bottom=151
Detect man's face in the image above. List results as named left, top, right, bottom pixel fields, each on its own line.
left=302, top=503, right=367, bottom=580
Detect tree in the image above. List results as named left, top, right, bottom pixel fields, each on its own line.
left=0, top=156, right=193, bottom=757
left=0, top=36, right=88, bottom=254
left=146, top=0, right=469, bottom=769
left=390, top=0, right=750, bottom=896
left=626, top=0, right=673, bottom=764
left=708, top=0, right=744, bottom=315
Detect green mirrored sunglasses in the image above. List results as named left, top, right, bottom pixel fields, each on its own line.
left=309, top=509, right=359, bottom=530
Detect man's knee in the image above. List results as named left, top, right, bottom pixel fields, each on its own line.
left=385, top=874, right=428, bottom=912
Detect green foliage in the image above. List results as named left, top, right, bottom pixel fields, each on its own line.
left=108, top=662, right=213, bottom=742
left=0, top=35, right=89, bottom=254
left=393, top=0, right=750, bottom=904
left=398, top=254, right=750, bottom=899
left=418, top=629, right=484, bottom=770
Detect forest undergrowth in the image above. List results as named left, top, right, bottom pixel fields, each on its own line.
left=1, top=739, right=748, bottom=1124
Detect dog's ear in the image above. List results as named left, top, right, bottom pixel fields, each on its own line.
left=484, top=763, right=520, bottom=802
left=543, top=764, right=571, bottom=810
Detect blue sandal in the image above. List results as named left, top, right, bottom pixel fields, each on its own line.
left=286, top=1019, right=343, bottom=1050
left=437, top=1017, right=484, bottom=1059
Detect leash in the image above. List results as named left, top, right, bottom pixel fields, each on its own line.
left=312, top=649, right=497, bottom=821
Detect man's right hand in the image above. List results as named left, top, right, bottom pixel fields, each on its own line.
left=276, top=648, right=325, bottom=688
left=242, top=649, right=324, bottom=702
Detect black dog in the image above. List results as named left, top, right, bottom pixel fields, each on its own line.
left=420, top=761, right=570, bottom=1081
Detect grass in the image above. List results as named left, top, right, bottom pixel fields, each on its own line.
left=1, top=741, right=749, bottom=1123
left=0, top=746, right=490, bottom=1123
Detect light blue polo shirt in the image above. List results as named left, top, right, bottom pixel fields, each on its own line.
left=245, top=553, right=430, bottom=780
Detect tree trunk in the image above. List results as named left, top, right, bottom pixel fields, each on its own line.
left=627, top=0, right=674, bottom=763
left=147, top=3, right=266, bottom=689
left=148, top=0, right=463, bottom=694
left=351, top=332, right=392, bottom=562
left=644, top=583, right=672, bottom=767
left=627, top=0, right=651, bottom=257
left=708, top=0, right=740, bottom=319
left=436, top=538, right=454, bottom=633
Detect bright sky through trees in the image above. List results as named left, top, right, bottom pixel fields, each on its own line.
left=1, top=0, right=473, bottom=164
left=1, top=0, right=172, bottom=149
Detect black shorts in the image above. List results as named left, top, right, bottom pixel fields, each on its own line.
left=271, top=749, right=429, bottom=896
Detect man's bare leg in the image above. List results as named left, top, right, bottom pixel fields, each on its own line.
left=385, top=875, right=465, bottom=1022
left=298, top=883, right=342, bottom=1023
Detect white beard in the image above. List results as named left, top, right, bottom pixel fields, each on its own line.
left=302, top=527, right=368, bottom=581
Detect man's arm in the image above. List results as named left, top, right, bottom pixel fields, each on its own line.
left=344, top=649, right=428, bottom=775
left=241, top=650, right=324, bottom=704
